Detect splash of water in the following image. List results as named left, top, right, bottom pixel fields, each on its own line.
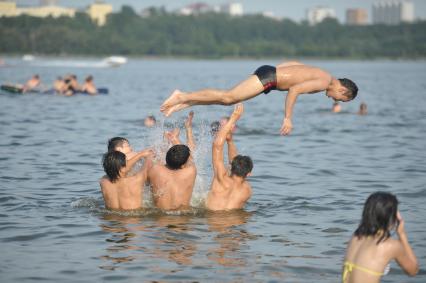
left=138, top=115, right=215, bottom=208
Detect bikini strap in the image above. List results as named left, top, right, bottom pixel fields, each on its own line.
left=342, top=261, right=383, bottom=283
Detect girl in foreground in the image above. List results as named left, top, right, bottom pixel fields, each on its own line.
left=343, top=192, right=418, bottom=283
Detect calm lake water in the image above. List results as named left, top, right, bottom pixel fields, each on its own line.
left=0, top=58, right=425, bottom=282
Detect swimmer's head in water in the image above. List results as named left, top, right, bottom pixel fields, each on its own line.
left=326, top=78, right=358, bottom=102
left=144, top=115, right=156, bottom=127
left=166, top=144, right=190, bottom=170
left=108, top=137, right=131, bottom=154
left=354, top=192, right=398, bottom=244
left=359, top=102, right=368, bottom=115
left=103, top=151, right=126, bottom=183
left=231, top=155, right=253, bottom=178
left=210, top=121, right=220, bottom=135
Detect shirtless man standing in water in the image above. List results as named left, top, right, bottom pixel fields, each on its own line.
left=147, top=111, right=197, bottom=210
left=161, top=61, right=358, bottom=135
left=100, top=149, right=153, bottom=210
left=206, top=104, right=253, bottom=211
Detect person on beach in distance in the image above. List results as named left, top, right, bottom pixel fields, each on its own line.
left=23, top=74, right=41, bottom=92
left=206, top=104, right=253, bottom=211
left=100, top=149, right=153, bottom=210
left=160, top=61, right=358, bottom=135
left=81, top=75, right=97, bottom=95
left=342, top=192, right=418, bottom=283
left=146, top=111, right=197, bottom=210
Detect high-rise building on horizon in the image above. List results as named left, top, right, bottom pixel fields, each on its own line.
left=86, top=2, right=112, bottom=26
left=373, top=0, right=414, bottom=25
left=346, top=8, right=368, bottom=25
left=307, top=6, right=336, bottom=25
left=220, top=2, right=243, bottom=16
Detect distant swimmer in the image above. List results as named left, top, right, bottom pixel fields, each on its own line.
left=143, top=115, right=156, bottom=127
left=100, top=149, right=153, bottom=210
left=210, top=121, right=220, bottom=136
left=53, top=76, right=66, bottom=94
left=146, top=111, right=197, bottom=210
left=23, top=74, right=41, bottom=92
left=342, top=192, right=418, bottom=283
left=332, top=102, right=342, bottom=113
left=63, top=74, right=81, bottom=96
left=161, top=61, right=358, bottom=135
left=358, top=102, right=367, bottom=115
left=210, top=116, right=235, bottom=137
left=81, top=75, right=97, bottom=95
left=206, top=104, right=253, bottom=211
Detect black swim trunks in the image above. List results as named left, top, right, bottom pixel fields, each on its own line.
left=254, top=65, right=277, bottom=94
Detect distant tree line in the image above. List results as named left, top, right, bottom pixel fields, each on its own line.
left=1, top=5, right=425, bottom=58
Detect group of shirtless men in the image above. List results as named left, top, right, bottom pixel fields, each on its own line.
left=100, top=60, right=359, bottom=211
left=22, top=74, right=97, bottom=95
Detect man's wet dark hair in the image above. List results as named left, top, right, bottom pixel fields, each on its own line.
left=354, top=192, right=398, bottom=244
left=231, top=155, right=253, bottom=177
left=86, top=75, right=93, bottom=82
left=102, top=151, right=126, bottom=183
left=166, top=144, right=190, bottom=170
left=339, top=78, right=358, bottom=100
left=107, top=137, right=128, bottom=152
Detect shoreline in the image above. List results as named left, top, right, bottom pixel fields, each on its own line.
left=1, top=54, right=426, bottom=62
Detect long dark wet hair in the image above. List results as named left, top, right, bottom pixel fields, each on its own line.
left=354, top=192, right=398, bottom=244
left=102, top=151, right=126, bottom=183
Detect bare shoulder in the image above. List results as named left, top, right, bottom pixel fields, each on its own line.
left=245, top=182, right=253, bottom=193
left=213, top=173, right=232, bottom=189
left=185, top=163, right=197, bottom=173
left=147, top=163, right=162, bottom=175
left=384, top=237, right=404, bottom=254
left=99, top=175, right=109, bottom=185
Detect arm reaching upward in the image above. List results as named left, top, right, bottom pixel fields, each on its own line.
left=123, top=149, right=154, bottom=176
left=226, top=131, right=238, bottom=165
left=185, top=111, right=196, bottom=152
left=394, top=212, right=419, bottom=276
left=281, top=79, right=330, bottom=135
left=212, top=104, right=244, bottom=182
left=165, top=128, right=181, bottom=145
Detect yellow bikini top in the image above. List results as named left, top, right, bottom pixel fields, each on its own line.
left=342, top=261, right=385, bottom=283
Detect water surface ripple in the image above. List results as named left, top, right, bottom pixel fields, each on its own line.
left=0, top=59, right=425, bottom=282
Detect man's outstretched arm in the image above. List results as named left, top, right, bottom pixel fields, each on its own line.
left=165, top=128, right=181, bottom=145
left=185, top=111, right=196, bottom=152
left=281, top=79, right=329, bottom=135
left=123, top=149, right=154, bottom=176
left=213, top=104, right=244, bottom=181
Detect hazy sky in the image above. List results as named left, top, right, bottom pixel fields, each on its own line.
left=18, top=0, right=426, bottom=22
